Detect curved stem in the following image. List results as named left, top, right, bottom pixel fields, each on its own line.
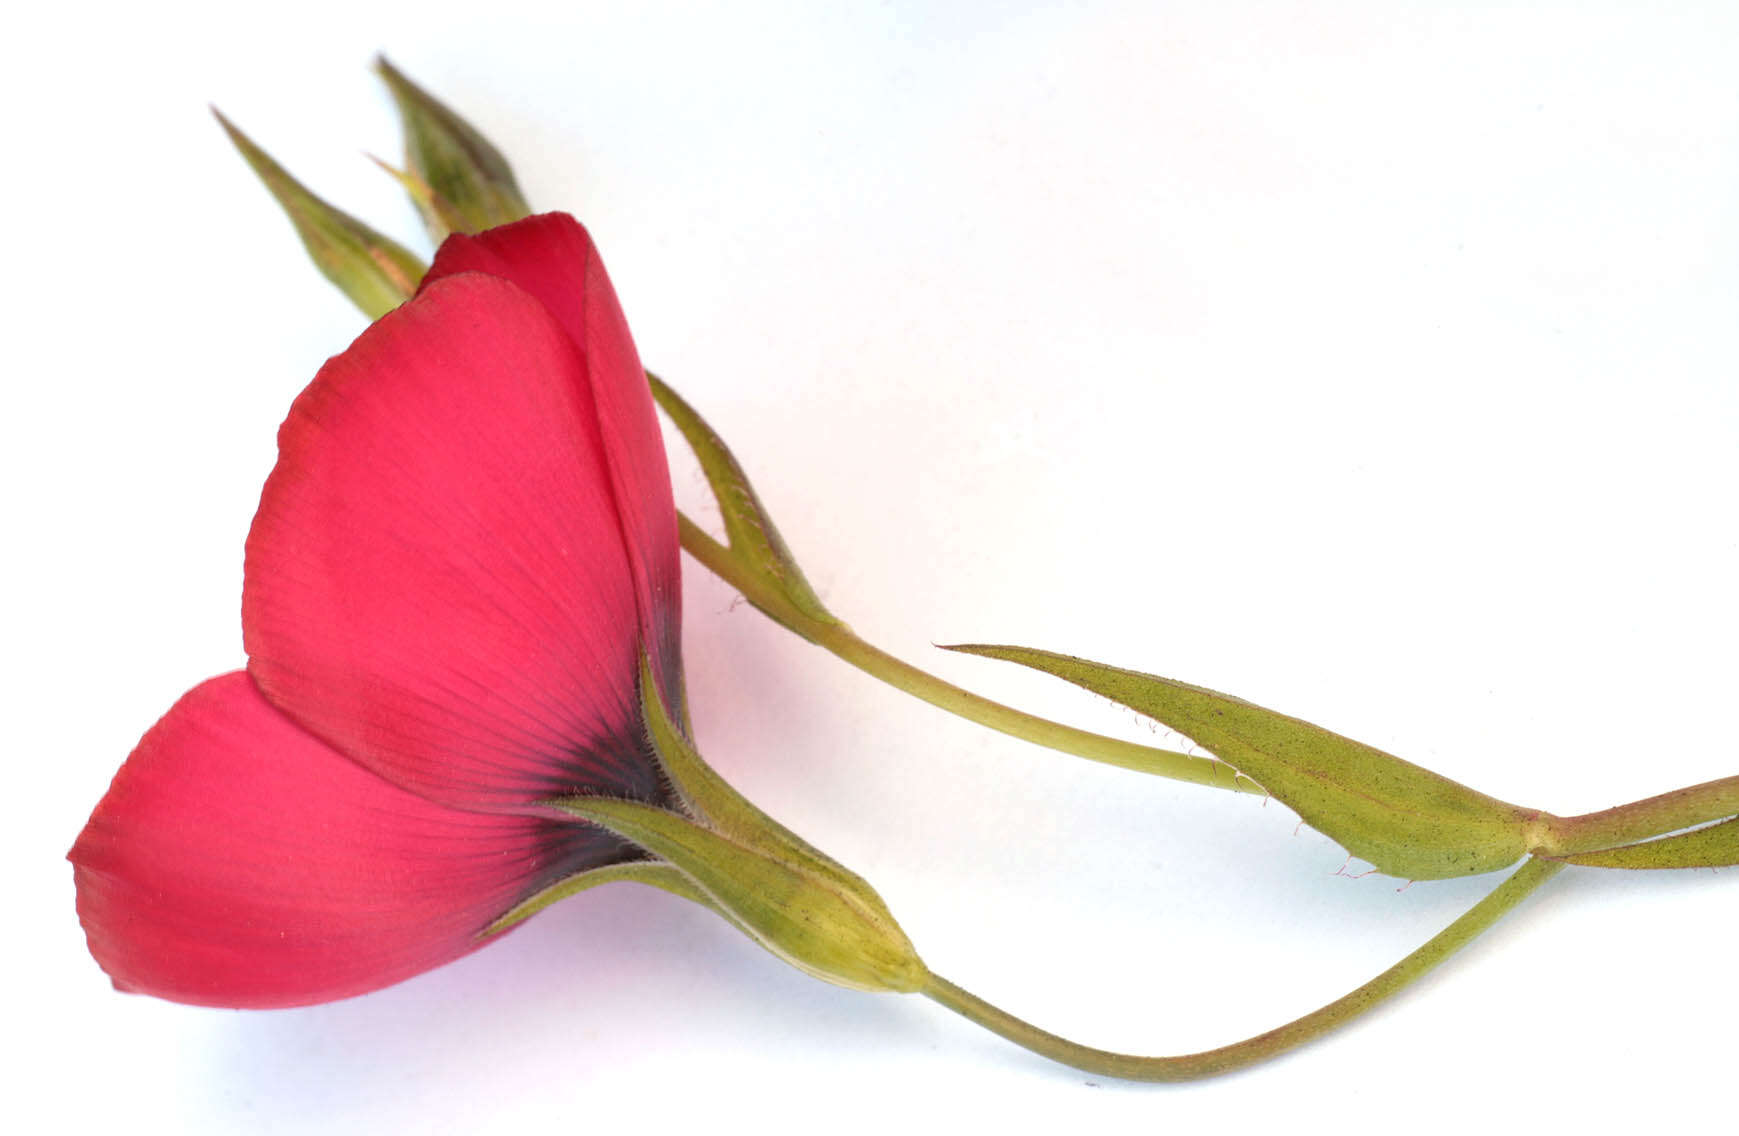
left=682, top=512, right=1739, bottom=850
left=922, top=856, right=1564, bottom=1081
left=678, top=514, right=1260, bottom=795
left=1542, top=775, right=1739, bottom=857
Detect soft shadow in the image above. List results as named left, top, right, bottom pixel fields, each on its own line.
left=199, top=882, right=918, bottom=1130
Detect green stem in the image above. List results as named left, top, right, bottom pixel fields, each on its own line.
left=1542, top=775, right=1739, bottom=857
left=678, top=514, right=1259, bottom=795
left=680, top=511, right=1739, bottom=852
left=658, top=382, right=1736, bottom=850
left=922, top=856, right=1564, bottom=1081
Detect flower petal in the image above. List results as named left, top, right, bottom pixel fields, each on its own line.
left=424, top=213, right=684, bottom=708
left=244, top=273, right=667, bottom=810
left=69, top=673, right=634, bottom=1009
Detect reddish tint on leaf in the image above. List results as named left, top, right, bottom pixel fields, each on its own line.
left=425, top=214, right=683, bottom=709
left=71, top=674, right=635, bottom=1009
left=73, top=216, right=686, bottom=1007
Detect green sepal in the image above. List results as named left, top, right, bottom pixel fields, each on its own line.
left=946, top=644, right=1539, bottom=880
left=367, top=154, right=471, bottom=243
left=637, top=655, right=866, bottom=898
left=648, top=373, right=839, bottom=631
left=213, top=109, right=426, bottom=319
left=553, top=797, right=927, bottom=994
left=1561, top=814, right=1739, bottom=869
left=375, top=56, right=531, bottom=241
left=482, top=860, right=716, bottom=937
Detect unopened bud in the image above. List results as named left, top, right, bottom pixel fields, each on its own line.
left=375, top=56, right=532, bottom=241
left=215, top=109, right=426, bottom=319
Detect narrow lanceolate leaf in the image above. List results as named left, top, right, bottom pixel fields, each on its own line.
left=213, top=110, right=425, bottom=319
left=946, top=645, right=1538, bottom=880
left=1562, top=815, right=1739, bottom=869
left=648, top=373, right=838, bottom=630
left=375, top=56, right=531, bottom=241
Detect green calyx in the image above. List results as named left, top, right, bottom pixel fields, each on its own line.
left=548, top=655, right=926, bottom=995
left=556, top=797, right=927, bottom=994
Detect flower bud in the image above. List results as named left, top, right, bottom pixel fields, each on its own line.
left=214, top=110, right=426, bottom=319
left=375, top=56, right=532, bottom=241
left=213, top=109, right=424, bottom=318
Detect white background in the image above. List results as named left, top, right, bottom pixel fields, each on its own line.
left=7, top=2, right=1736, bottom=1132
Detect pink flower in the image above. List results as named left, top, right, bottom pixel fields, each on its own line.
left=71, top=214, right=690, bottom=1008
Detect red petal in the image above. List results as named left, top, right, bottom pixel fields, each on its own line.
left=69, top=674, right=630, bottom=1009
left=244, top=273, right=666, bottom=810
left=425, top=214, right=684, bottom=708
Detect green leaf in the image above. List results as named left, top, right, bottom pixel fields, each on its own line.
left=213, top=109, right=426, bottom=319
left=648, top=373, right=838, bottom=630
left=375, top=56, right=531, bottom=241
left=1561, top=815, right=1739, bottom=869
left=946, top=644, right=1538, bottom=880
